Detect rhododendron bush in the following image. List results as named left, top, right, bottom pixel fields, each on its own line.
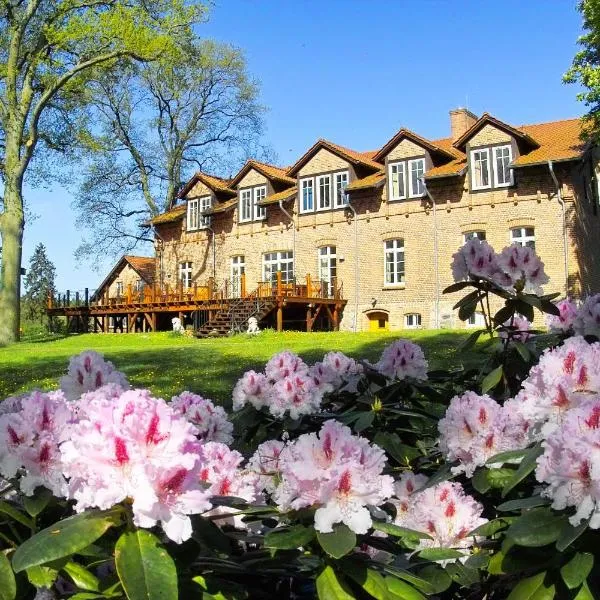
left=3, top=243, right=600, bottom=599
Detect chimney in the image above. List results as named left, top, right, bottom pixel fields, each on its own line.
left=450, top=108, right=478, bottom=142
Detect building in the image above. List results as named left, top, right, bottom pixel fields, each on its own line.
left=146, top=108, right=599, bottom=332
left=48, top=108, right=600, bottom=333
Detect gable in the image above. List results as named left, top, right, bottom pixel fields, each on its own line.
left=186, top=181, right=214, bottom=199
left=387, top=139, right=427, bottom=161
left=468, top=124, right=513, bottom=148
left=237, top=168, right=268, bottom=188
left=297, top=148, right=349, bottom=177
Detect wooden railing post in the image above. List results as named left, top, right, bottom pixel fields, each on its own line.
left=276, top=271, right=282, bottom=296
left=306, top=274, right=312, bottom=298
left=66, top=290, right=70, bottom=307
left=241, top=273, right=246, bottom=298
left=75, top=291, right=80, bottom=306
left=193, top=283, right=198, bottom=300
left=208, top=277, right=215, bottom=300
left=84, top=288, right=89, bottom=307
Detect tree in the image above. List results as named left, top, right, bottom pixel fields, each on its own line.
left=73, top=39, right=268, bottom=261
left=565, top=0, right=600, bottom=137
left=23, top=242, right=55, bottom=323
left=0, top=1, right=207, bottom=344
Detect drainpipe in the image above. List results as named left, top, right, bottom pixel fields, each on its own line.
left=151, top=225, right=165, bottom=290
left=278, top=199, right=296, bottom=276
left=206, top=223, right=217, bottom=279
left=548, top=160, right=569, bottom=295
left=346, top=201, right=359, bottom=333
left=422, top=178, right=440, bottom=329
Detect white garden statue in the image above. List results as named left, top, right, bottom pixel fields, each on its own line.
left=172, top=317, right=185, bottom=333
left=247, top=316, right=260, bottom=335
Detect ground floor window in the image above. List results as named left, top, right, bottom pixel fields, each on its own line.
left=318, top=246, right=337, bottom=296
left=263, top=251, right=294, bottom=285
left=367, top=311, right=389, bottom=331
left=467, top=312, right=486, bottom=328
left=179, top=261, right=193, bottom=288
left=511, top=227, right=535, bottom=249
left=463, top=231, right=486, bottom=243
left=384, top=239, right=405, bottom=286
left=231, top=255, right=245, bottom=296
left=405, top=313, right=422, bottom=328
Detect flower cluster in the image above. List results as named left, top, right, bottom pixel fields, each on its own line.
left=451, top=238, right=548, bottom=293
left=394, top=476, right=487, bottom=552
left=374, top=339, right=428, bottom=382
left=59, top=350, right=129, bottom=401
left=499, top=315, right=532, bottom=343
left=0, top=390, right=71, bottom=496
left=575, top=293, right=600, bottom=336
left=171, top=391, right=233, bottom=444
left=547, top=298, right=579, bottom=333
left=271, top=420, right=394, bottom=534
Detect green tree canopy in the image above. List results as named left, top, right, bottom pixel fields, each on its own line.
left=23, top=242, right=55, bottom=323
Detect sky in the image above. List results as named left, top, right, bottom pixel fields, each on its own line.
left=25, top=0, right=586, bottom=292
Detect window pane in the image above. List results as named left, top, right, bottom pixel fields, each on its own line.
left=410, top=159, right=425, bottom=196
left=495, top=146, right=512, bottom=186
left=318, top=176, right=331, bottom=209
left=302, top=179, right=314, bottom=212
left=390, top=163, right=405, bottom=199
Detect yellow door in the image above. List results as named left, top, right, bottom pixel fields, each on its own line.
left=368, top=312, right=389, bottom=331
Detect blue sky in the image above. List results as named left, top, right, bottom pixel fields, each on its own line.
left=26, top=0, right=586, bottom=292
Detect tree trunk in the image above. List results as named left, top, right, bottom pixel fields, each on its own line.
left=0, top=180, right=25, bottom=345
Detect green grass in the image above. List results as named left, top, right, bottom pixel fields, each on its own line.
left=0, top=330, right=480, bottom=407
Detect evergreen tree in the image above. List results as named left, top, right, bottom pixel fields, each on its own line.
left=23, top=244, right=56, bottom=324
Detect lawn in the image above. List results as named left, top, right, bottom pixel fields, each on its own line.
left=0, top=329, right=481, bottom=406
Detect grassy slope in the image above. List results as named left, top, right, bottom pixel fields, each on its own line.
left=0, top=330, right=479, bottom=406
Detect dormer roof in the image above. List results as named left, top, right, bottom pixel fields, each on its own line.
left=176, top=172, right=236, bottom=201
left=93, top=255, right=156, bottom=299
left=453, top=113, right=540, bottom=152
left=229, top=159, right=295, bottom=188
left=287, top=139, right=381, bottom=176
left=373, top=128, right=458, bottom=163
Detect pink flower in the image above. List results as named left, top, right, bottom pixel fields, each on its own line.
left=547, top=298, right=578, bottom=333
left=393, top=472, right=428, bottom=523
left=499, top=315, right=532, bottom=343
left=248, top=440, right=286, bottom=494
left=265, top=351, right=309, bottom=382
left=575, top=294, right=600, bottom=336
left=270, top=373, right=324, bottom=420
left=451, top=239, right=498, bottom=282
left=375, top=340, right=428, bottom=381
left=536, top=399, right=600, bottom=528
left=232, top=370, right=271, bottom=411
left=310, top=352, right=364, bottom=393
left=496, top=245, right=548, bottom=292
left=59, top=351, right=129, bottom=401
left=171, top=392, right=233, bottom=444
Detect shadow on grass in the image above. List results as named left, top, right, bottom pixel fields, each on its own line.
left=0, top=330, right=482, bottom=405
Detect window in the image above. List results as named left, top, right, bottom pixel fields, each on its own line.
left=511, top=227, right=535, bottom=249
left=187, top=199, right=199, bottom=231
left=318, top=246, right=337, bottom=297
left=409, top=158, right=425, bottom=197
left=254, top=186, right=266, bottom=220
left=384, top=239, right=405, bottom=286
left=471, top=149, right=491, bottom=190
left=467, top=312, right=486, bottom=328
left=334, top=172, right=349, bottom=207
left=368, top=311, right=389, bottom=331
left=230, top=255, right=245, bottom=296
left=115, top=281, right=124, bottom=297
left=405, top=313, right=422, bottom=328
left=494, top=145, right=513, bottom=187
left=134, top=279, right=143, bottom=293
left=179, top=261, right=193, bottom=288
left=300, top=178, right=314, bottom=212
left=263, top=251, right=294, bottom=285
left=463, top=231, right=486, bottom=243
left=239, top=189, right=252, bottom=222
left=198, top=196, right=211, bottom=228
left=389, top=162, right=406, bottom=200
left=317, top=175, right=331, bottom=210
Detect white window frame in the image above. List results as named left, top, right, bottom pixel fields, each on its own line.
left=198, top=196, right=212, bottom=228
left=334, top=171, right=349, bottom=208
left=463, top=231, right=486, bottom=243
left=253, top=186, right=266, bottom=221
left=408, top=158, right=426, bottom=198
left=467, top=312, right=486, bottom=328
left=405, top=313, right=421, bottom=328
left=115, top=281, right=124, bottom=296
left=316, top=174, right=332, bottom=211
left=300, top=178, right=314, bottom=213
left=230, top=255, right=245, bottom=296
left=388, top=161, right=406, bottom=201
left=511, top=227, right=535, bottom=249
left=239, top=189, right=252, bottom=223
left=318, top=246, right=337, bottom=297
left=187, top=198, right=199, bottom=231
left=493, top=145, right=514, bottom=187
left=134, top=279, right=143, bottom=293
left=179, top=261, right=193, bottom=288
left=263, top=251, right=294, bottom=284
left=383, top=239, right=405, bottom=287
left=471, top=148, right=492, bottom=190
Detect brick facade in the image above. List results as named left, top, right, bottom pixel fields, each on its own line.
left=149, top=110, right=600, bottom=332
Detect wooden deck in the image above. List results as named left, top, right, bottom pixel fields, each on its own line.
left=47, top=273, right=346, bottom=335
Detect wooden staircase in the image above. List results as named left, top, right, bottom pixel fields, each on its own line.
left=194, top=295, right=276, bottom=338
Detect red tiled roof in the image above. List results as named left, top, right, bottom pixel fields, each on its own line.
left=373, top=128, right=458, bottom=163
left=147, top=205, right=186, bottom=225
left=229, top=159, right=295, bottom=187
left=346, top=171, right=386, bottom=191
left=259, top=187, right=297, bottom=206
left=204, top=198, right=237, bottom=215
left=176, top=172, right=235, bottom=200
left=124, top=256, right=156, bottom=285
left=453, top=113, right=540, bottom=151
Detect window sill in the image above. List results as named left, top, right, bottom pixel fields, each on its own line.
left=382, top=284, right=406, bottom=290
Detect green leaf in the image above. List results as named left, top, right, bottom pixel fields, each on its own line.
left=385, top=576, right=426, bottom=600
left=443, top=281, right=472, bottom=294
left=419, top=463, right=453, bottom=490
left=354, top=411, right=375, bottom=433
left=458, top=329, right=484, bottom=352
left=468, top=518, right=510, bottom=537
left=373, top=433, right=421, bottom=464
left=471, top=468, right=491, bottom=493
left=381, top=566, right=436, bottom=594
left=12, top=509, right=121, bottom=573
left=316, top=566, right=354, bottom=600
left=560, top=553, right=594, bottom=590
left=486, top=468, right=516, bottom=489
left=0, top=501, right=34, bottom=529
left=193, top=575, right=248, bottom=600
left=497, top=496, right=550, bottom=512
left=574, top=581, right=594, bottom=600
left=264, top=525, right=315, bottom=550
left=26, top=564, right=58, bottom=588
left=556, top=519, right=589, bottom=552
left=453, top=289, right=481, bottom=311
left=514, top=341, right=532, bottom=362
left=493, top=304, right=516, bottom=327
left=415, top=566, right=451, bottom=594
left=502, top=443, right=544, bottom=497
left=417, top=548, right=464, bottom=561
left=63, top=561, right=101, bottom=592
left=0, top=553, right=16, bottom=600
left=115, top=529, right=177, bottom=600
left=371, top=521, right=431, bottom=539
left=316, top=525, right=356, bottom=559
left=486, top=448, right=529, bottom=465
left=343, top=566, right=389, bottom=600
left=445, top=562, right=480, bottom=587
left=458, top=295, right=480, bottom=321
left=23, top=487, right=53, bottom=518
left=506, top=571, right=555, bottom=600
left=482, top=365, right=503, bottom=394
left=506, top=508, right=565, bottom=547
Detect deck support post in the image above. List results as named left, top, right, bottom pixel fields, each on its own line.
left=276, top=300, right=283, bottom=332
left=103, top=315, right=109, bottom=333
left=306, top=306, right=312, bottom=332
left=333, top=304, right=340, bottom=331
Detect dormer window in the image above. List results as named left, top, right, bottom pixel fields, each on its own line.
left=470, top=144, right=513, bottom=191
left=317, top=175, right=332, bottom=210
left=187, top=199, right=199, bottom=230
left=409, top=158, right=425, bottom=197
left=239, top=186, right=266, bottom=223
left=187, top=196, right=211, bottom=230
left=389, top=162, right=406, bottom=200
left=388, top=157, right=425, bottom=200
left=199, top=196, right=211, bottom=227
left=299, top=170, right=348, bottom=213
left=334, top=172, right=349, bottom=207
